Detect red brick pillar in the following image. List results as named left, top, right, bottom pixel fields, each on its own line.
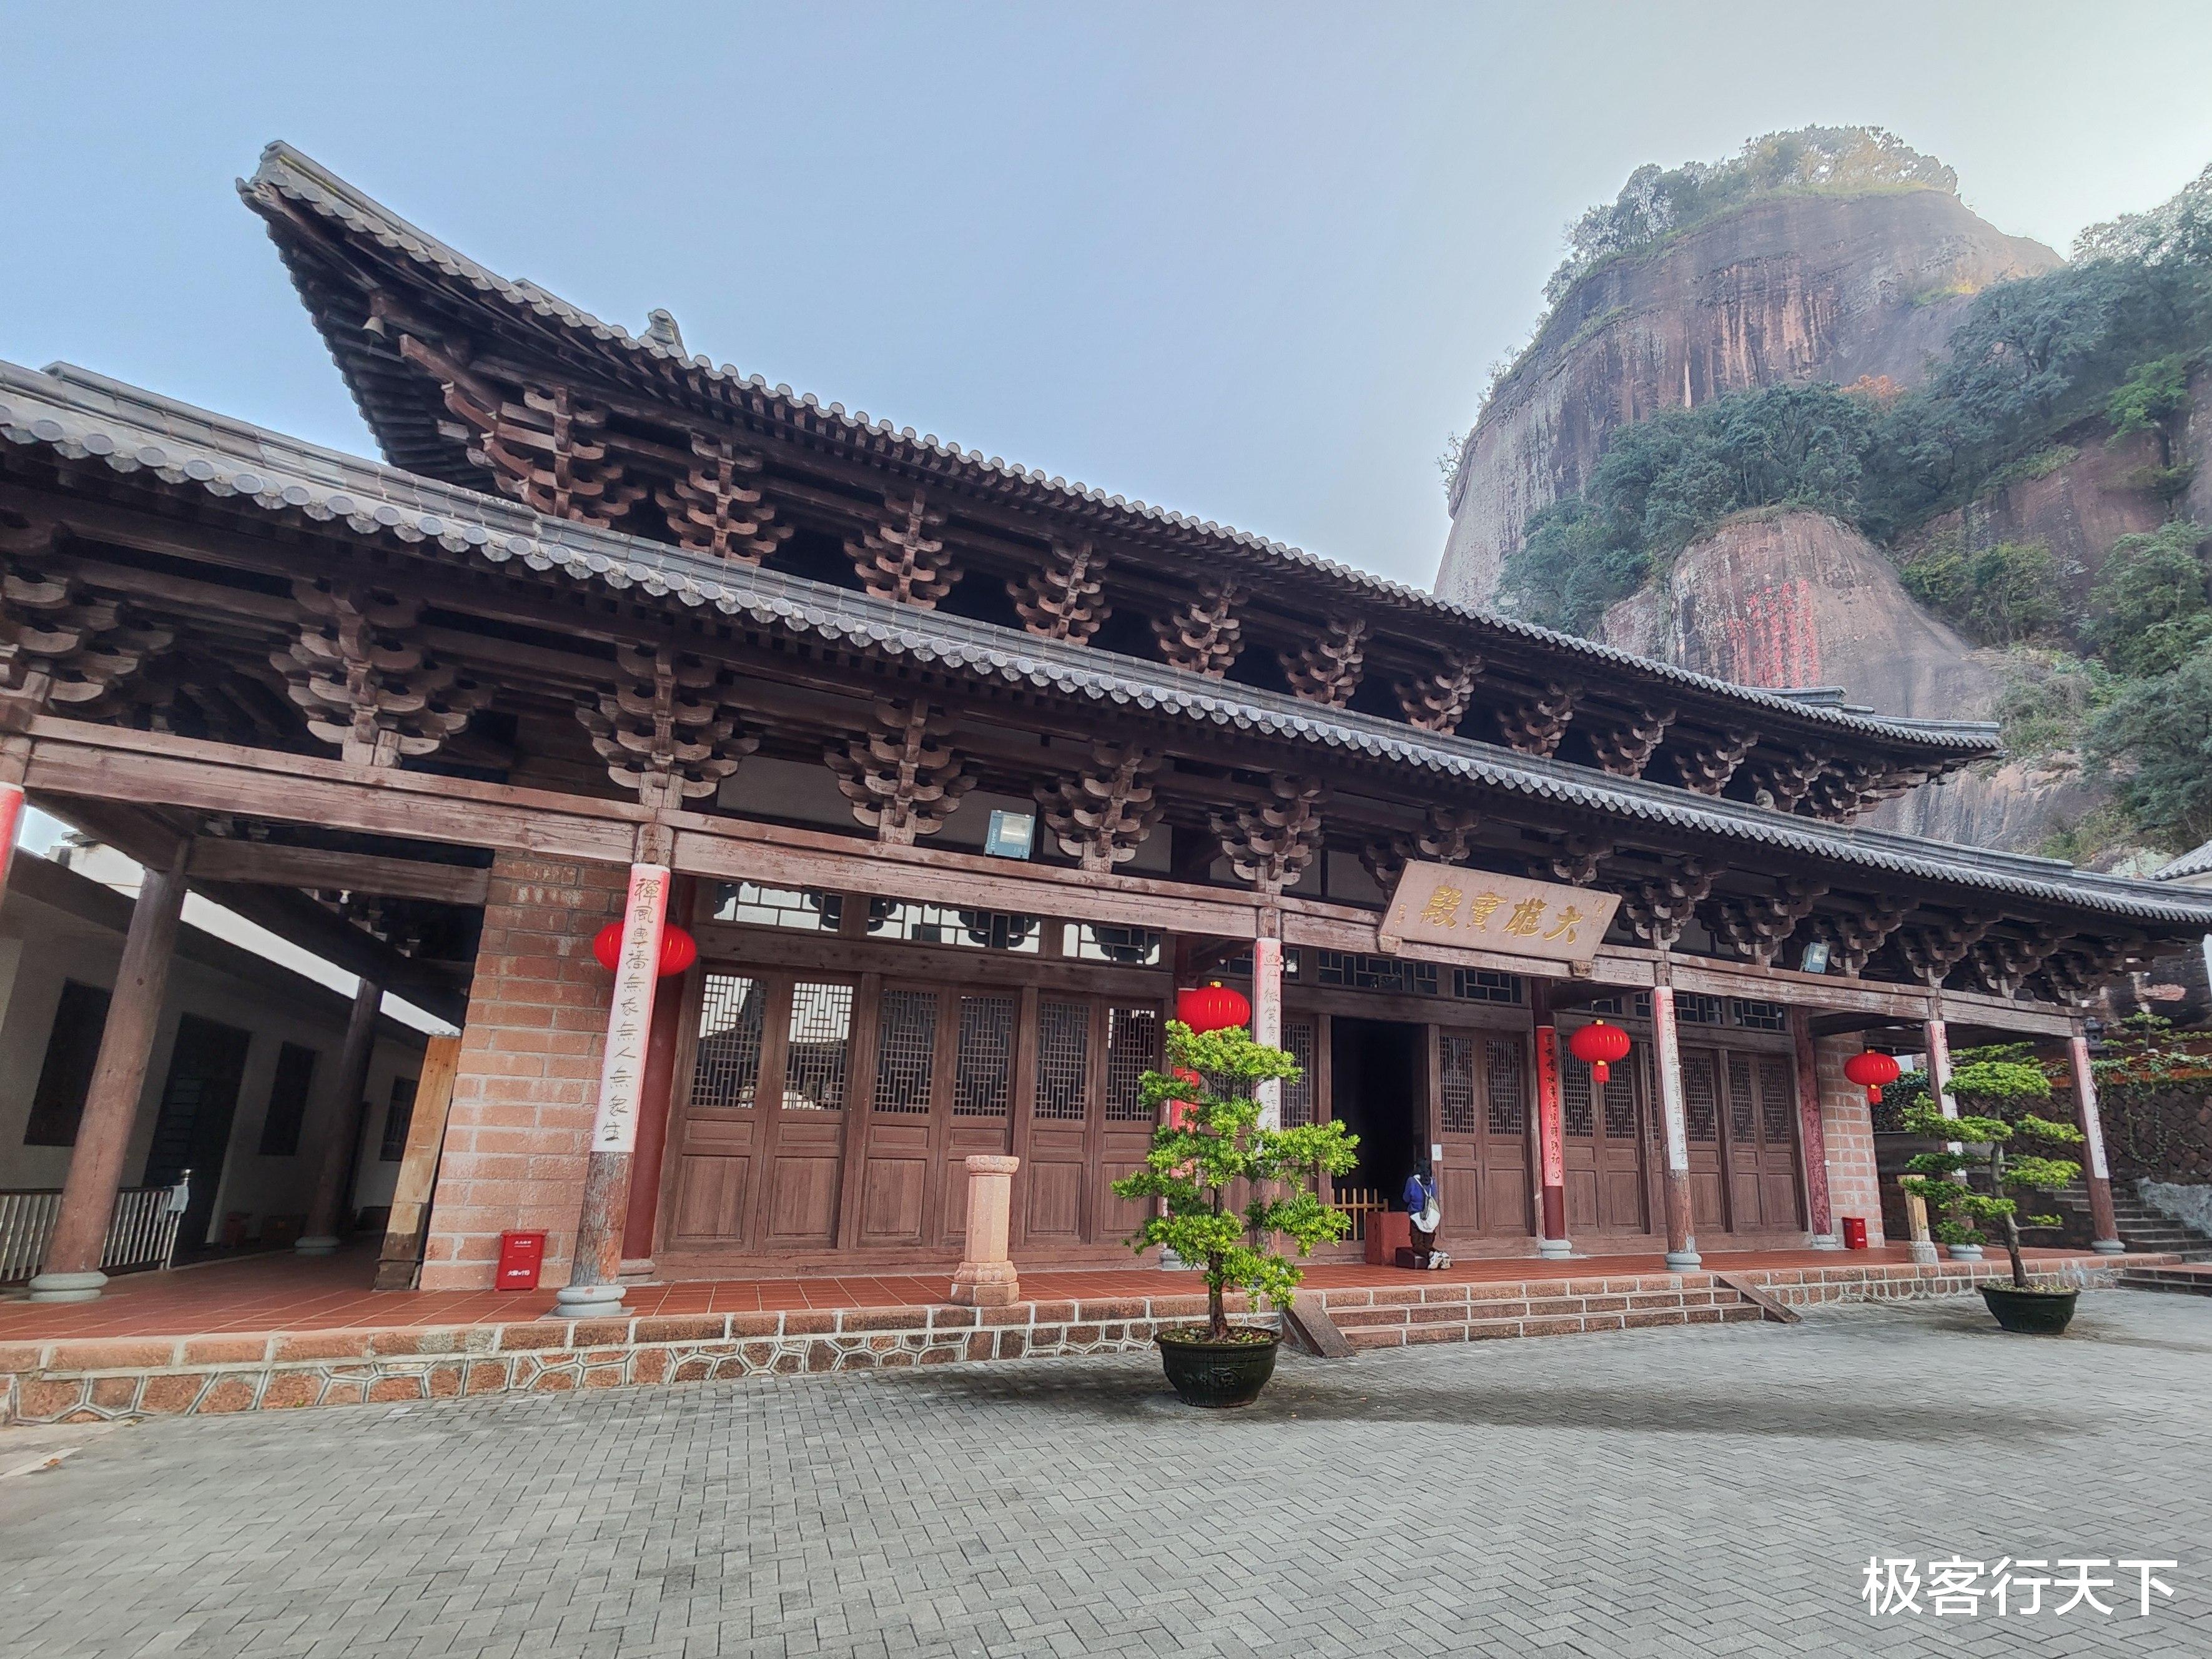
left=1790, top=1011, right=1837, bottom=1246
left=295, top=979, right=383, bottom=1254
left=1532, top=993, right=1570, bottom=1257
left=553, top=861, right=669, bottom=1319
left=1651, top=982, right=1699, bottom=1269
left=28, top=844, right=190, bottom=1302
left=2070, top=1022, right=2124, bottom=1254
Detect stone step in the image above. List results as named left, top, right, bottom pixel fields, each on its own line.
left=2120, top=1266, right=2212, bottom=1295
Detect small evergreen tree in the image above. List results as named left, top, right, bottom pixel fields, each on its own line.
left=1898, top=1046, right=2084, bottom=1289
left=1112, top=1022, right=1359, bottom=1341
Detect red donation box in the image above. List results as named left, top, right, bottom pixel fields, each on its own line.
left=496, top=1229, right=547, bottom=1290
left=1841, top=1217, right=1869, bottom=1250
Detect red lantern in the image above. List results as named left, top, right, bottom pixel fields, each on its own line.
left=1844, top=1049, right=1901, bottom=1105
left=1176, top=980, right=1251, bottom=1034
left=1568, top=1018, right=1632, bottom=1087
left=591, top=921, right=698, bottom=978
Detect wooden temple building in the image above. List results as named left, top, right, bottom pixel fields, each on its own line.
left=6, top=143, right=2211, bottom=1311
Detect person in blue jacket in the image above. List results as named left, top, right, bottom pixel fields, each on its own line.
left=1401, top=1161, right=1445, bottom=1269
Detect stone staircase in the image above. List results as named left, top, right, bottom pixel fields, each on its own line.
left=2047, top=1182, right=2212, bottom=1262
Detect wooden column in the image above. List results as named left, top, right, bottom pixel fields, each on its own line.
left=2069, top=1021, right=2125, bottom=1253
left=1252, top=909, right=1284, bottom=1129
left=296, top=978, right=384, bottom=1254
left=1790, top=1010, right=1838, bottom=1247
left=620, top=951, right=693, bottom=1279
left=555, top=861, right=669, bottom=1317
left=1650, top=978, right=1699, bottom=1269
left=1922, top=1006, right=1977, bottom=1262
left=1531, top=984, right=1569, bottom=1257
left=27, top=844, right=191, bottom=1302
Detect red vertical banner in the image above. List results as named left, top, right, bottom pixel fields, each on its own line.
left=1534, top=1023, right=1568, bottom=1248
left=1252, top=932, right=1283, bottom=1129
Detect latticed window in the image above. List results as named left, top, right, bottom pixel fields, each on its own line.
left=1727, top=1054, right=1757, bottom=1142
left=1682, top=1054, right=1720, bottom=1143
left=1280, top=1018, right=1317, bottom=1127
left=1679, top=993, right=1724, bottom=1025
left=783, top=982, right=853, bottom=1111
left=1104, top=1006, right=1160, bottom=1122
left=872, top=989, right=939, bottom=1114
left=1731, top=998, right=1787, bottom=1031
left=691, top=973, right=767, bottom=1109
left=1452, top=969, right=1523, bottom=1004
left=1316, top=952, right=1438, bottom=995
left=1065, top=924, right=1163, bottom=966
left=868, top=903, right=1039, bottom=952
left=1034, top=998, right=1090, bottom=1121
left=1602, top=1057, right=1640, bottom=1141
left=1439, top=1034, right=1478, bottom=1134
left=1757, top=1056, right=1796, bottom=1147
left=709, top=883, right=836, bottom=932
left=952, top=995, right=1015, bottom=1117
left=1486, top=1039, right=1526, bottom=1136
left=1560, top=1051, right=1594, bottom=1138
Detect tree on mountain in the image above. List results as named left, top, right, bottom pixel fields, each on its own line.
left=2086, top=643, right=2212, bottom=850
left=2087, top=520, right=2211, bottom=676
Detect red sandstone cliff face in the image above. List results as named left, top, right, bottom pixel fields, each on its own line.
left=1437, top=190, right=2059, bottom=608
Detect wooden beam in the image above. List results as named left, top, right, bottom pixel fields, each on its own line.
left=186, top=839, right=490, bottom=906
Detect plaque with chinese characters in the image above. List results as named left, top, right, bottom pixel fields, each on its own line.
left=1376, top=861, right=1619, bottom=968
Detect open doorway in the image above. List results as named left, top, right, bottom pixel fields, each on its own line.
left=1329, top=1018, right=1424, bottom=1213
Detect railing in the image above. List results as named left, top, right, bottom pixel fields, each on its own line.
left=1332, top=1186, right=1388, bottom=1243
left=0, top=1175, right=191, bottom=1284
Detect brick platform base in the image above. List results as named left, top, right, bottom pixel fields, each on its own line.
left=0, top=1254, right=2158, bottom=1425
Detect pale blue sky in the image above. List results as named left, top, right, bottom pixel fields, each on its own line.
left=6, top=1, right=2212, bottom=592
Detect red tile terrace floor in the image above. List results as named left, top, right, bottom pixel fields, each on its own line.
left=0, top=1241, right=2123, bottom=1343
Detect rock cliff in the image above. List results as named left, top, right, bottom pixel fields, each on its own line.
left=1438, top=189, right=2060, bottom=609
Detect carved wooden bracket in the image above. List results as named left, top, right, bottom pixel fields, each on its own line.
left=655, top=431, right=792, bottom=565
left=578, top=645, right=760, bottom=810
left=1358, top=805, right=1484, bottom=888
left=1803, top=758, right=1927, bottom=820
left=1393, top=652, right=1483, bottom=733
left=1619, top=859, right=1716, bottom=949
left=1897, top=913, right=1997, bottom=987
left=825, top=698, right=973, bottom=844
left=1747, top=747, right=1830, bottom=814
left=1152, top=579, right=1245, bottom=678
left=1670, top=728, right=1757, bottom=796
left=847, top=492, right=960, bottom=608
left=1707, top=879, right=1827, bottom=968
left=272, top=580, right=486, bottom=767
left=1807, top=897, right=1914, bottom=978
left=1010, top=538, right=1110, bottom=645
left=1588, top=705, right=1677, bottom=778
left=1034, top=741, right=1162, bottom=873
left=1543, top=834, right=1613, bottom=888
left=481, top=385, right=645, bottom=528
left=0, top=560, right=172, bottom=713
left=1496, top=681, right=1581, bottom=758
left=1210, top=775, right=1326, bottom=895
left=1970, top=926, right=2069, bottom=999
left=1278, top=617, right=1368, bottom=709
left=2038, top=936, right=2145, bottom=1006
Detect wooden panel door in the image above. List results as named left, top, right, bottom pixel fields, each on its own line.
left=1595, top=1043, right=1651, bottom=1233
left=756, top=979, right=856, bottom=1249
left=1678, top=1048, right=1729, bottom=1235
left=857, top=984, right=943, bottom=1247
left=1722, top=1051, right=1764, bottom=1234
left=1021, top=995, right=1094, bottom=1247
left=1753, top=1053, right=1806, bottom=1230
left=1435, top=1028, right=1483, bottom=1234
left=667, top=971, right=771, bottom=1250
left=1559, top=1042, right=1602, bottom=1232
left=1097, top=1003, right=1163, bottom=1249
left=1477, top=1033, right=1532, bottom=1237
left=941, top=990, right=1019, bottom=1247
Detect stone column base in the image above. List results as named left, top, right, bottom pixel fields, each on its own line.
left=2091, top=1239, right=2127, bottom=1255
left=1536, top=1237, right=1574, bottom=1259
left=294, top=1235, right=340, bottom=1256
left=548, top=1283, right=626, bottom=1320
left=26, top=1269, right=108, bottom=1304
left=1808, top=1234, right=1844, bottom=1251
left=949, top=1260, right=1021, bottom=1308
left=1663, top=1249, right=1701, bottom=1270
left=1907, top=1240, right=1940, bottom=1265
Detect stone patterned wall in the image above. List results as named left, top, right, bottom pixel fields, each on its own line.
left=1814, top=1035, right=1887, bottom=1245
left=419, top=853, right=629, bottom=1290
left=0, top=1257, right=2149, bottom=1425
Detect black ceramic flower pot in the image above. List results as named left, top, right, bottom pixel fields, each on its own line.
left=1980, top=1284, right=2079, bottom=1335
left=1155, top=1327, right=1280, bottom=1407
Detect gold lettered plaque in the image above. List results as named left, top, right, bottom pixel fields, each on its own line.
left=1376, top=861, right=1619, bottom=968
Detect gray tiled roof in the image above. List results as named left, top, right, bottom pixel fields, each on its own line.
left=2154, top=840, right=2212, bottom=883
left=241, top=141, right=2000, bottom=763
left=4, top=357, right=2207, bottom=938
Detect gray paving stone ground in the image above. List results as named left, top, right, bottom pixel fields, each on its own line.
left=1, top=1290, right=2207, bottom=1658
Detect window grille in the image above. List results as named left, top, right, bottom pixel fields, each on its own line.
left=1560, top=1051, right=1594, bottom=1139
left=1315, top=951, right=1438, bottom=995
left=1453, top=968, right=1523, bottom=1004
left=1731, top=998, right=1787, bottom=1031
left=1682, top=1054, right=1720, bottom=1143
left=783, top=982, right=853, bottom=1111
left=1034, top=999, right=1091, bottom=1121
left=1486, top=1039, right=1526, bottom=1136
left=867, top=903, right=1040, bottom=952
left=951, top=995, right=1015, bottom=1117
left=709, top=882, right=836, bottom=932
left=1104, top=1006, right=1160, bottom=1121
left=1066, top=924, right=1164, bottom=966
left=1678, top=993, right=1724, bottom=1026
left=1757, top=1056, right=1797, bottom=1146
left=1727, top=1054, right=1757, bottom=1142
left=1584, top=991, right=1653, bottom=1019
left=872, top=989, right=939, bottom=1114
left=691, top=973, right=767, bottom=1109
left=1280, top=1019, right=1317, bottom=1127
left=1602, top=1056, right=1640, bottom=1141
left=1439, top=1034, right=1478, bottom=1134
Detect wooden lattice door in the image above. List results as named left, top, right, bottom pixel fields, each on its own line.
left=1436, top=1028, right=1531, bottom=1237
left=1022, top=996, right=1095, bottom=1249
left=1719, top=1049, right=1804, bottom=1232
left=1561, top=1031, right=1650, bottom=1234
left=1677, top=1047, right=1729, bottom=1235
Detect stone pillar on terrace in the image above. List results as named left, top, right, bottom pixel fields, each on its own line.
left=1789, top=1010, right=1839, bottom=1248
left=2069, top=1021, right=2125, bottom=1254
left=295, top=979, right=384, bottom=1254
left=950, top=1156, right=1022, bottom=1307
left=28, top=844, right=191, bottom=1302
left=1650, top=980, right=1699, bottom=1269
left=554, top=860, right=671, bottom=1319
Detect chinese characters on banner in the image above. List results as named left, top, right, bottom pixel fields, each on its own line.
left=1863, top=1557, right=2176, bottom=1619
left=1377, top=862, right=1621, bottom=968
left=591, top=863, right=670, bottom=1155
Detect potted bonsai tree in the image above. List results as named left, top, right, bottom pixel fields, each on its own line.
left=1898, top=1044, right=2087, bottom=1334
left=1113, top=1019, right=1358, bottom=1407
